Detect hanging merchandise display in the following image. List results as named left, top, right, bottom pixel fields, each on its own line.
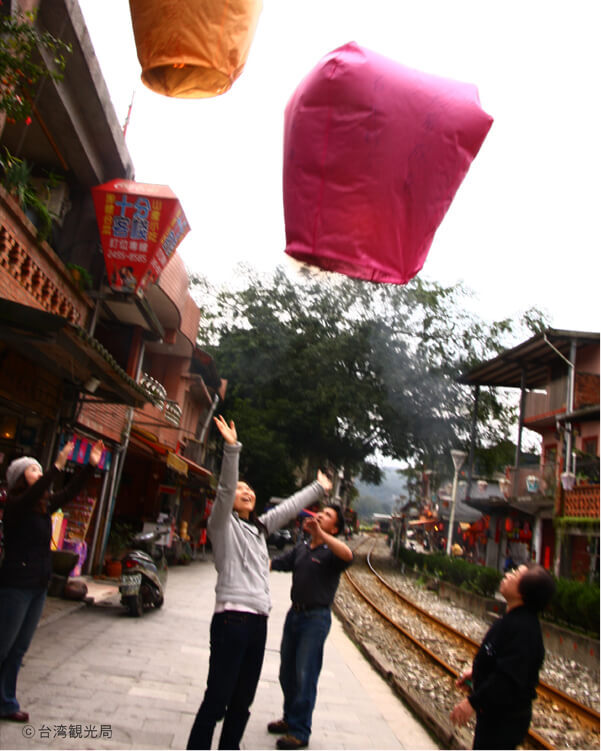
left=128, top=0, right=262, bottom=98
left=91, top=180, right=190, bottom=295
left=283, top=42, right=493, bottom=284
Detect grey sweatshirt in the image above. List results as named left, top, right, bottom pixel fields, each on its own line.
left=207, top=442, right=325, bottom=615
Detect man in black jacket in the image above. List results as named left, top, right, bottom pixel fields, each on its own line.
left=268, top=505, right=353, bottom=750
left=450, top=563, right=555, bottom=749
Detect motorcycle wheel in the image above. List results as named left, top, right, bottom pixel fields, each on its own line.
left=125, top=592, right=143, bottom=617
left=153, top=592, right=164, bottom=609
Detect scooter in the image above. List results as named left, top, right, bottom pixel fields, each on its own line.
left=119, top=530, right=168, bottom=617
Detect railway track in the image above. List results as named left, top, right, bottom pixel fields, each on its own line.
left=339, top=536, right=599, bottom=750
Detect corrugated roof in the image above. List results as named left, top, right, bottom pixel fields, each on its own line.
left=458, top=328, right=599, bottom=389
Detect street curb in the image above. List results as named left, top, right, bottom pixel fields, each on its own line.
left=38, top=598, right=87, bottom=628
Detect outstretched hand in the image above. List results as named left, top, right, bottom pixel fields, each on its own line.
left=316, top=470, right=333, bottom=494
left=55, top=440, right=75, bottom=470
left=214, top=415, right=237, bottom=445
left=89, top=440, right=105, bottom=468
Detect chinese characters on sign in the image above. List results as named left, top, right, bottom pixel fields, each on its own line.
left=22, top=724, right=112, bottom=740
left=91, top=180, right=190, bottom=294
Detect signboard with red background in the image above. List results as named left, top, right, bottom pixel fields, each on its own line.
left=91, top=180, right=190, bottom=294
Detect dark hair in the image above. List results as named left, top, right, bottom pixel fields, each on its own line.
left=10, top=474, right=29, bottom=497
left=325, top=504, right=345, bottom=536
left=249, top=510, right=267, bottom=535
left=518, top=563, right=556, bottom=612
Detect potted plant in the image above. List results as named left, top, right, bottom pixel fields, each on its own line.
left=0, top=149, right=56, bottom=242
left=105, top=521, right=133, bottom=577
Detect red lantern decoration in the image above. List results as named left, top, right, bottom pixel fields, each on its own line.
left=92, top=180, right=190, bottom=294
left=505, top=518, right=513, bottom=533
left=283, top=42, right=493, bottom=284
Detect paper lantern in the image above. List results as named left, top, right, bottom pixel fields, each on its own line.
left=129, top=0, right=262, bottom=98
left=284, top=42, right=493, bottom=283
left=91, top=180, right=190, bottom=295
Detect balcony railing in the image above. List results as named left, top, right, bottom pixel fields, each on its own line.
left=138, top=373, right=182, bottom=427
left=164, top=400, right=182, bottom=426
left=523, top=376, right=567, bottom=422
left=523, top=372, right=600, bottom=423
left=139, top=372, right=167, bottom=408
left=563, top=485, right=600, bottom=519
left=505, top=463, right=556, bottom=498
left=0, top=186, right=86, bottom=324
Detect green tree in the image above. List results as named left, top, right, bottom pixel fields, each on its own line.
left=192, top=266, right=546, bottom=506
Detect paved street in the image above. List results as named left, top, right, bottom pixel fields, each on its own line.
left=0, top=557, right=438, bottom=750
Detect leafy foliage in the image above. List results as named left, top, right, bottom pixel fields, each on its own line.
left=398, top=544, right=600, bottom=635
left=192, top=266, right=546, bottom=504
left=0, top=8, right=71, bottom=124
left=397, top=545, right=502, bottom=597
left=545, top=576, right=600, bottom=636
left=0, top=148, right=58, bottom=241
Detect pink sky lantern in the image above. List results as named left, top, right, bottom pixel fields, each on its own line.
left=283, top=42, right=493, bottom=284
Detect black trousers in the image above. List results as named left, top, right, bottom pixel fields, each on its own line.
left=473, top=708, right=532, bottom=750
left=187, top=611, right=267, bottom=750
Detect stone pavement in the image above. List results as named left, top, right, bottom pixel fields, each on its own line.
left=1, top=557, right=439, bottom=750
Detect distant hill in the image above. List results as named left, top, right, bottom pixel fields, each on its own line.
left=353, top=466, right=408, bottom=520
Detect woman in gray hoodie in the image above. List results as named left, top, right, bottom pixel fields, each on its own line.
left=187, top=416, right=332, bottom=750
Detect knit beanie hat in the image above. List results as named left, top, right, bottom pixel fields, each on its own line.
left=6, top=456, right=43, bottom=491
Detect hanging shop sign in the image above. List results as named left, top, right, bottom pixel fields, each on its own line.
left=91, top=180, right=190, bottom=295
left=129, top=0, right=262, bottom=98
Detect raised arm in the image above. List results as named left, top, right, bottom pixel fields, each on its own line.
left=207, top=416, right=241, bottom=533
left=260, top=469, right=333, bottom=535
left=303, top=517, right=353, bottom=562
left=49, top=440, right=104, bottom=512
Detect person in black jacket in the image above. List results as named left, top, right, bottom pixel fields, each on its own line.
left=450, top=562, right=556, bottom=749
left=0, top=438, right=103, bottom=722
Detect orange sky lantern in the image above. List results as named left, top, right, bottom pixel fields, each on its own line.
left=91, top=179, right=190, bottom=295
left=128, top=0, right=262, bottom=98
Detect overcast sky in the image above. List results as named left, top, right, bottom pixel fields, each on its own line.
left=79, top=0, right=599, bottom=334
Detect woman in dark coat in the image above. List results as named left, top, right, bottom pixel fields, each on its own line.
left=0, top=438, right=103, bottom=722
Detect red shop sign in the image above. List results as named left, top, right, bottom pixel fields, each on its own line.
left=91, top=180, right=190, bottom=294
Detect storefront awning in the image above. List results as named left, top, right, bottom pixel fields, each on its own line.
left=180, top=454, right=212, bottom=478
left=0, top=299, right=151, bottom=407
left=166, top=450, right=188, bottom=476
left=130, top=427, right=212, bottom=480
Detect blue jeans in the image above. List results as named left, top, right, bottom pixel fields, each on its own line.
left=279, top=607, right=331, bottom=744
left=0, top=586, right=47, bottom=715
left=187, top=611, right=267, bottom=750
